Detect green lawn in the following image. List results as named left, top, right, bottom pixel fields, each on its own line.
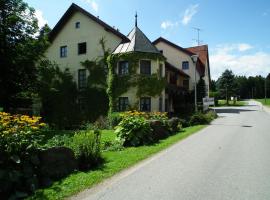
left=256, top=98, right=270, bottom=107
left=217, top=100, right=246, bottom=107
left=29, top=125, right=205, bottom=200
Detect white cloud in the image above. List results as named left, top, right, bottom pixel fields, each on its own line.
left=35, top=10, right=47, bottom=28
left=210, top=44, right=270, bottom=80
left=181, top=4, right=199, bottom=25
left=161, top=20, right=179, bottom=30
left=83, top=0, right=99, bottom=12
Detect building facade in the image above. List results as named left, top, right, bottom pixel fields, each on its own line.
left=45, top=3, right=211, bottom=114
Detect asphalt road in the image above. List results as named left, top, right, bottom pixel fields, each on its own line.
left=72, top=101, right=270, bottom=200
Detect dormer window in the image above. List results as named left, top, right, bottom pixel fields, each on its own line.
left=75, top=22, right=80, bottom=29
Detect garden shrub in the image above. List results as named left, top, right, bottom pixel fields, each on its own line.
left=68, top=130, right=102, bottom=171
left=189, top=110, right=217, bottom=126
left=149, top=120, right=170, bottom=141
left=178, top=118, right=190, bottom=128
left=189, top=112, right=209, bottom=125
left=115, top=116, right=153, bottom=146
left=204, top=110, right=218, bottom=122
left=0, top=112, right=47, bottom=199
left=167, top=117, right=182, bottom=133
left=120, top=110, right=168, bottom=121
left=108, top=112, right=123, bottom=127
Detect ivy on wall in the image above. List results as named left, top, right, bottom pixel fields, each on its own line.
left=107, top=52, right=167, bottom=113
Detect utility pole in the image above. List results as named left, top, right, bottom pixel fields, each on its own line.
left=192, top=27, right=203, bottom=46
left=265, top=77, right=267, bottom=103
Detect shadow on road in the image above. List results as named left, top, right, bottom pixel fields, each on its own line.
left=215, top=108, right=256, bottom=114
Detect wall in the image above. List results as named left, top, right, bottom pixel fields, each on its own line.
left=155, top=42, right=200, bottom=91
left=118, top=58, right=165, bottom=112
left=45, top=11, right=122, bottom=83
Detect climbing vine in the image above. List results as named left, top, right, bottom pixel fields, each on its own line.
left=107, top=52, right=166, bottom=113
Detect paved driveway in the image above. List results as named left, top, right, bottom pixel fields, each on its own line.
left=71, top=101, right=270, bottom=200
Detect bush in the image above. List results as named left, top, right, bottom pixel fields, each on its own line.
left=0, top=112, right=47, bottom=199
left=120, top=111, right=168, bottom=120
left=189, top=112, right=209, bottom=125
left=115, top=116, right=153, bottom=147
left=167, top=117, right=182, bottom=133
left=108, top=112, right=123, bottom=127
left=189, top=111, right=217, bottom=126
left=68, top=130, right=102, bottom=171
left=178, top=118, right=190, bottom=128
left=204, top=110, right=218, bottom=122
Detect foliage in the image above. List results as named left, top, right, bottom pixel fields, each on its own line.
left=189, top=111, right=217, bottom=126
left=0, top=0, right=50, bottom=111
left=217, top=69, right=238, bottom=105
left=107, top=52, right=166, bottom=113
left=79, top=88, right=109, bottom=123
left=78, top=38, right=111, bottom=122
left=28, top=126, right=205, bottom=200
left=37, top=60, right=81, bottom=129
left=120, top=110, right=168, bottom=120
left=209, top=91, right=220, bottom=105
left=115, top=116, right=153, bottom=146
left=108, top=112, right=123, bottom=127
left=0, top=112, right=47, bottom=198
left=196, top=78, right=206, bottom=103
left=167, top=117, right=182, bottom=133
left=0, top=112, right=46, bottom=154
left=68, top=130, right=102, bottom=171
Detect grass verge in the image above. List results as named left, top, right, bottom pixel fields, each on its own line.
left=255, top=98, right=270, bottom=107
left=28, top=125, right=205, bottom=200
left=216, top=100, right=246, bottom=107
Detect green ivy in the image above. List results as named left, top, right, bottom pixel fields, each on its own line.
left=107, top=52, right=166, bottom=113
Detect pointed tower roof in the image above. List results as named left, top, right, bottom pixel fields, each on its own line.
left=113, top=26, right=161, bottom=54
left=113, top=14, right=161, bottom=54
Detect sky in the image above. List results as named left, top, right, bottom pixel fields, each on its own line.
left=25, top=0, right=270, bottom=80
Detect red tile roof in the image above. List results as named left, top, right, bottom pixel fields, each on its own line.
left=185, top=45, right=210, bottom=78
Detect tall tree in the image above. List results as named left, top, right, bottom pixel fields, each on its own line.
left=197, top=78, right=206, bottom=103
left=217, top=69, right=237, bottom=105
left=0, top=0, right=49, bottom=111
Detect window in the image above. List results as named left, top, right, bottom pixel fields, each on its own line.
left=118, top=97, right=129, bottom=111
left=159, top=97, right=163, bottom=112
left=75, top=22, right=80, bottom=29
left=159, top=64, right=163, bottom=78
left=60, top=46, right=67, bottom=57
left=78, top=98, right=86, bottom=111
left=78, top=42, right=87, bottom=55
left=140, top=60, right=151, bottom=75
left=140, top=97, right=151, bottom=112
left=78, top=69, right=87, bottom=89
left=182, top=61, right=189, bottom=70
left=183, top=79, right=189, bottom=89
left=118, top=61, right=129, bottom=75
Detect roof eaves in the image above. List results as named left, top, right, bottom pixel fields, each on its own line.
left=153, top=37, right=194, bottom=56
left=49, top=3, right=129, bottom=43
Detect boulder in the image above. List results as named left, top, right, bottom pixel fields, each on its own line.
left=167, top=117, right=181, bottom=133
left=39, top=147, right=77, bottom=180
left=149, top=120, right=169, bottom=140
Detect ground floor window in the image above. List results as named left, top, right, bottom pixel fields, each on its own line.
left=118, top=97, right=129, bottom=111
left=78, top=98, right=86, bottom=111
left=78, top=69, right=87, bottom=89
left=140, top=97, right=151, bottom=112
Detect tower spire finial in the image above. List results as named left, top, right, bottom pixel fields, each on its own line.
left=135, top=11, right=138, bottom=27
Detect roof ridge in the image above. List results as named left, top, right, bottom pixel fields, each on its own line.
left=49, top=3, right=129, bottom=42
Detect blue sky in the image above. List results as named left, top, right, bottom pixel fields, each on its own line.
left=25, top=0, right=270, bottom=79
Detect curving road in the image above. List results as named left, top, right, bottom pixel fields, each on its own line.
left=71, top=101, right=270, bottom=200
